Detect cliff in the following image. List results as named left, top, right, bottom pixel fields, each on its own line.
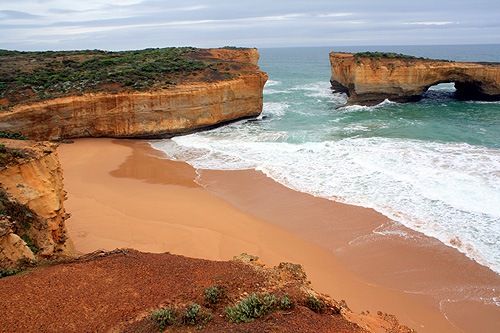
left=330, top=52, right=500, bottom=106
left=0, top=139, right=75, bottom=267
left=0, top=48, right=267, bottom=140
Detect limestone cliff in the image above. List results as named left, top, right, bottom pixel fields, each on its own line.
left=0, top=48, right=267, bottom=141
left=330, top=52, right=500, bottom=106
left=203, top=48, right=261, bottom=66
left=0, top=139, right=75, bottom=267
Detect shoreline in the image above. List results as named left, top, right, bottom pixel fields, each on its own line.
left=58, top=138, right=500, bottom=332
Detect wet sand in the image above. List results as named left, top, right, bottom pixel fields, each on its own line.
left=58, top=138, right=500, bottom=333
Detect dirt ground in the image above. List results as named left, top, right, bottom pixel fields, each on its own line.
left=0, top=249, right=374, bottom=332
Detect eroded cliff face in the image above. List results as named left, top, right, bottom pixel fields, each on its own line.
left=0, top=139, right=75, bottom=267
left=330, top=52, right=500, bottom=106
left=0, top=49, right=267, bottom=141
left=203, top=48, right=260, bottom=66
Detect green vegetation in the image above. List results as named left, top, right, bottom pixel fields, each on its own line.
left=221, top=46, right=245, bottom=50
left=20, top=234, right=38, bottom=254
left=306, top=295, right=325, bottom=312
left=354, top=51, right=422, bottom=61
left=11, top=150, right=24, bottom=158
left=0, top=131, right=29, bottom=140
left=0, top=267, right=19, bottom=278
left=0, top=47, right=210, bottom=107
left=224, top=293, right=293, bottom=323
left=0, top=190, right=37, bottom=232
left=353, top=51, right=451, bottom=63
left=183, top=303, right=212, bottom=325
left=150, top=302, right=212, bottom=329
left=204, top=286, right=224, bottom=306
left=150, top=307, right=179, bottom=329
left=280, top=293, right=293, bottom=310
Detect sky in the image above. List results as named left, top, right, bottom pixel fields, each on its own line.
left=1, top=0, right=499, bottom=51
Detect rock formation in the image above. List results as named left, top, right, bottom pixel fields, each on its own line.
left=0, top=49, right=267, bottom=141
left=0, top=139, right=75, bottom=267
left=330, top=52, right=500, bottom=106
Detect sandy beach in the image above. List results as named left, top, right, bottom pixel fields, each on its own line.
left=58, top=138, right=500, bottom=333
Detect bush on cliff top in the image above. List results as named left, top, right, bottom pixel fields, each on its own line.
left=0, top=47, right=209, bottom=108
left=353, top=51, right=452, bottom=62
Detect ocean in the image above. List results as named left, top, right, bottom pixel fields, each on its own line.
left=151, top=44, right=500, bottom=275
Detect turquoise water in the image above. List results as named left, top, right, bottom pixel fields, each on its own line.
left=151, top=45, right=500, bottom=274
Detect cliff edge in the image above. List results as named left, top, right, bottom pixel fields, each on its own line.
left=0, top=249, right=414, bottom=332
left=0, top=138, right=75, bottom=268
left=330, top=52, right=500, bottom=106
left=0, top=48, right=267, bottom=140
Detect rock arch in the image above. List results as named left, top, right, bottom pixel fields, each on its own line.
left=329, top=52, right=500, bottom=106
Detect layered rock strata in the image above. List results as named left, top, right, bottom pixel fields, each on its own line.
left=0, top=49, right=267, bottom=141
left=330, top=52, right=500, bottom=106
left=0, top=139, right=75, bottom=267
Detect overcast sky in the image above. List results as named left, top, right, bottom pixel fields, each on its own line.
left=1, top=0, right=499, bottom=51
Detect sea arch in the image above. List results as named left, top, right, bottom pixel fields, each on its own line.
left=329, top=52, right=500, bottom=106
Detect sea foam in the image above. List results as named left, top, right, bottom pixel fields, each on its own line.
left=152, top=133, right=500, bottom=274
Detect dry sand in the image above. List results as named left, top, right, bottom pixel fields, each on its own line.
left=58, top=138, right=500, bottom=333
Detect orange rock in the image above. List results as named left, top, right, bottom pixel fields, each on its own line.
left=0, top=139, right=75, bottom=262
left=0, top=72, right=267, bottom=141
left=330, top=52, right=500, bottom=106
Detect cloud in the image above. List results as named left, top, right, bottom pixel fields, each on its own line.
left=0, top=10, right=41, bottom=19
left=0, top=0, right=499, bottom=50
left=317, top=13, right=353, bottom=18
left=405, top=22, right=457, bottom=25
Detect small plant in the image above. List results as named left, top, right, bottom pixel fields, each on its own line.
left=150, top=307, right=178, bottom=329
left=225, top=293, right=280, bottom=323
left=280, top=293, right=293, bottom=310
left=150, top=303, right=212, bottom=329
left=0, top=267, right=19, bottom=278
left=12, top=150, right=24, bottom=158
left=20, top=234, right=37, bottom=254
left=0, top=144, right=6, bottom=153
left=183, top=303, right=212, bottom=325
left=0, top=131, right=29, bottom=140
left=204, top=286, right=224, bottom=306
left=306, top=295, right=325, bottom=312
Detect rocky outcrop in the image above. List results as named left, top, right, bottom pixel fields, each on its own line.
left=330, top=52, right=500, bottom=106
left=233, top=253, right=414, bottom=333
left=0, top=139, right=75, bottom=267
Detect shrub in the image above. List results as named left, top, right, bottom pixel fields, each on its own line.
left=280, top=293, right=293, bottom=310
left=225, top=293, right=294, bottom=323
left=183, top=303, right=212, bottom=325
left=0, top=131, right=29, bottom=140
left=0, top=144, right=6, bottom=153
left=150, top=307, right=178, bottom=329
left=204, top=286, right=224, bottom=306
left=0, top=47, right=211, bottom=108
left=12, top=150, right=24, bottom=158
left=306, top=295, right=325, bottom=312
left=0, top=267, right=19, bottom=278
left=150, top=303, right=212, bottom=329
